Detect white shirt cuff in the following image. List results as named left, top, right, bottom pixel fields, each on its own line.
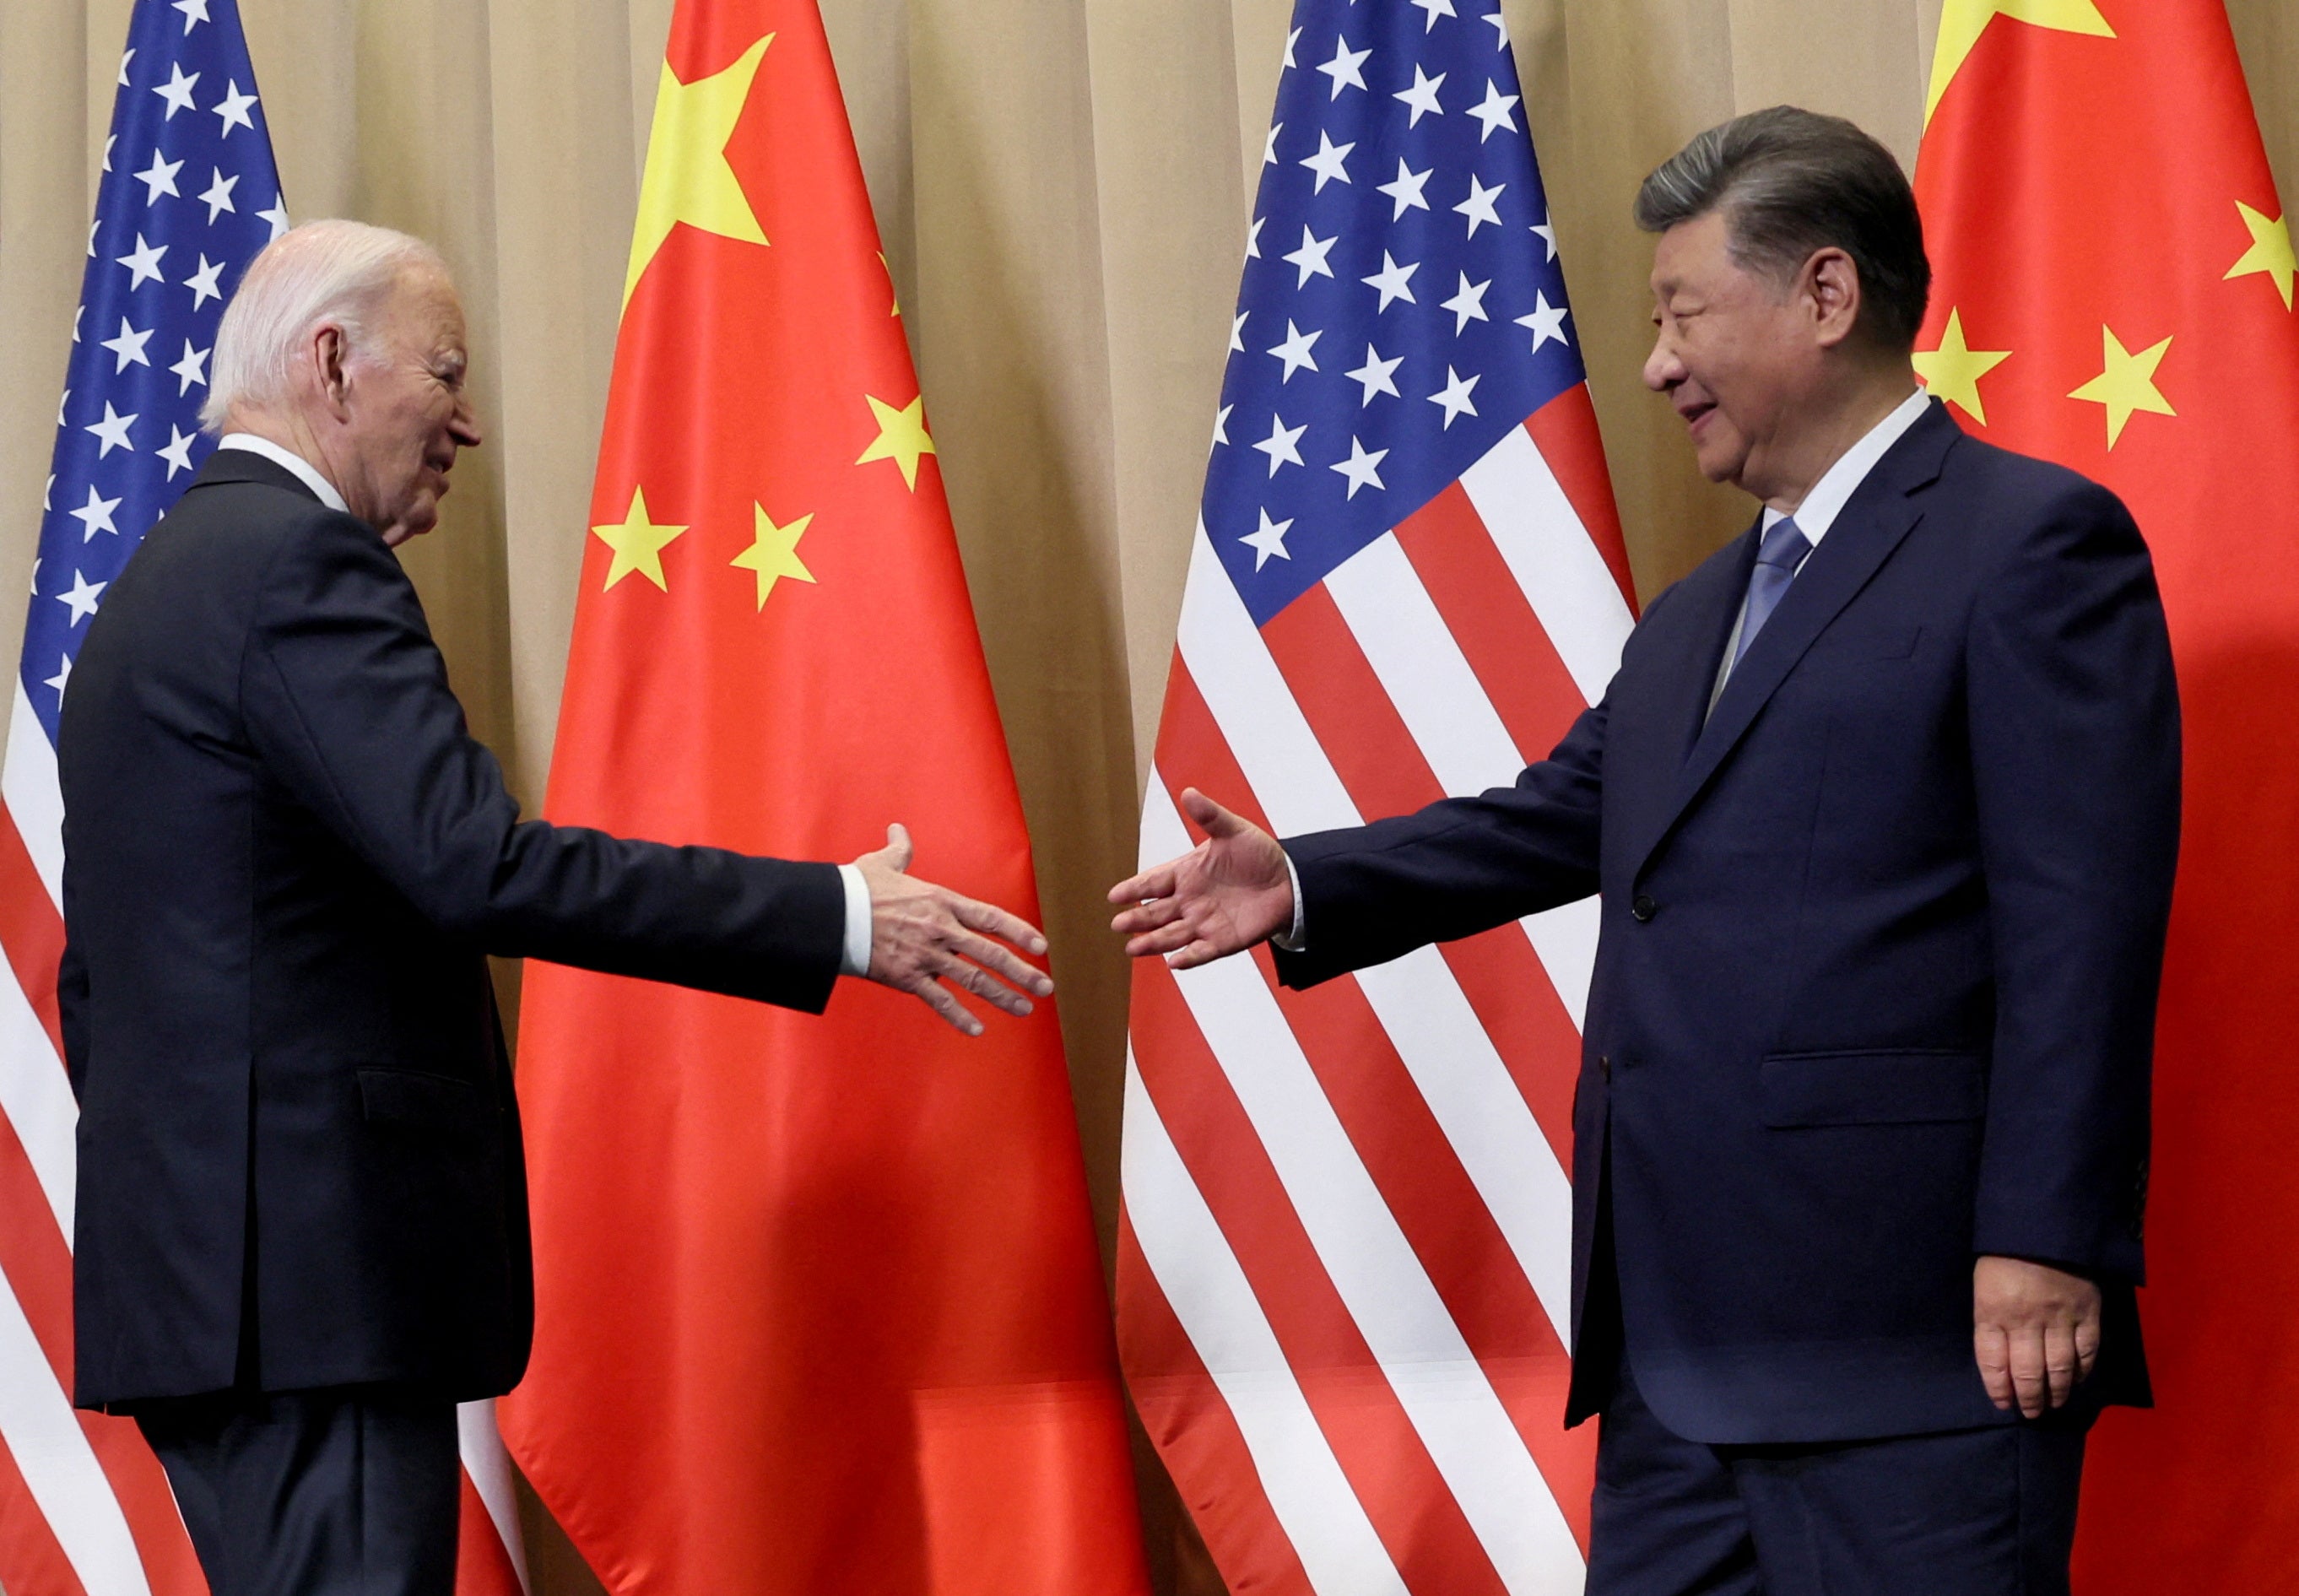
left=837, top=864, right=874, bottom=976
left=1270, top=850, right=1306, bottom=951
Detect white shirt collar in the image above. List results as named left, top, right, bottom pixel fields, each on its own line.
left=1759, top=387, right=1934, bottom=547
left=215, top=433, right=349, bottom=516
left=1709, top=388, right=1938, bottom=714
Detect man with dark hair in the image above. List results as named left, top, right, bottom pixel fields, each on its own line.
left=1634, top=105, right=1933, bottom=348
left=1113, top=106, right=2177, bottom=1593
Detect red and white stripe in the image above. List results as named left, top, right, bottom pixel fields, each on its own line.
left=0, top=681, right=531, bottom=1593
left=457, top=1399, right=530, bottom=1595
left=1120, top=387, right=1634, bottom=1595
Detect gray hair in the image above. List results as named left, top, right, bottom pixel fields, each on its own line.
left=199, top=219, right=448, bottom=432
left=1635, top=106, right=1930, bottom=349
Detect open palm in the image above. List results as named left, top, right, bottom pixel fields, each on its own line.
left=1109, top=788, right=1295, bottom=969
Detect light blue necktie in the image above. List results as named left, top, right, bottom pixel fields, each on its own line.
left=1732, top=516, right=1813, bottom=668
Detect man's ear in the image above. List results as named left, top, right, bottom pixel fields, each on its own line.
left=1804, top=247, right=1864, bottom=349
left=313, top=325, right=354, bottom=419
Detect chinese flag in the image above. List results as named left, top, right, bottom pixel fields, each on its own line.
left=1914, top=0, right=2299, bottom=1584
left=495, top=2, right=1149, bottom=1592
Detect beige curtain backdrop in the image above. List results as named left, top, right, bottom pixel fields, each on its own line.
left=1, top=0, right=2292, bottom=1590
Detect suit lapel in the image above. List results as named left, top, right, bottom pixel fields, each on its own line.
left=1671, top=525, right=1757, bottom=767
left=1605, top=526, right=1755, bottom=879
left=1630, top=402, right=1959, bottom=881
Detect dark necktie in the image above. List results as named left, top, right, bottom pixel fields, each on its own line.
left=1732, top=516, right=1813, bottom=668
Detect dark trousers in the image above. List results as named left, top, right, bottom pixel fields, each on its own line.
left=135, top=1386, right=460, bottom=1596
left=1586, top=1355, right=2090, bottom=1596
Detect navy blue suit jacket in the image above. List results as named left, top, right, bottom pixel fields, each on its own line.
left=1273, top=402, right=2179, bottom=1445
left=61, top=451, right=847, bottom=1409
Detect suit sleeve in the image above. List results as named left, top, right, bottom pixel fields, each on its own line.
left=240, top=512, right=847, bottom=1013
left=1272, top=693, right=1607, bottom=988
left=1966, top=481, right=2178, bottom=1284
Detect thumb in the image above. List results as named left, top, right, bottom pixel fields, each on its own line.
left=884, top=821, right=914, bottom=873
left=1180, top=787, right=1244, bottom=839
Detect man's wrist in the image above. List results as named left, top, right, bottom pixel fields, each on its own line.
left=836, top=863, right=873, bottom=976
left=1270, top=849, right=1306, bottom=951
left=1975, top=1252, right=2097, bottom=1281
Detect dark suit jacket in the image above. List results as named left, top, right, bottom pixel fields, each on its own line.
left=61, top=450, right=847, bottom=1409
left=1274, top=402, right=2179, bottom=1445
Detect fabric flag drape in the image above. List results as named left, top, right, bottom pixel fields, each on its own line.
left=0, top=4, right=529, bottom=1592
left=1913, top=0, right=2299, bottom=1583
left=495, top=2, right=1147, bottom=1592
left=0, top=3, right=262, bottom=1591
left=1114, top=1, right=1631, bottom=1590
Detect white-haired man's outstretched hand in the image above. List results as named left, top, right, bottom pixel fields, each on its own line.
left=1108, top=788, right=1295, bottom=970
left=854, top=824, right=1054, bottom=1036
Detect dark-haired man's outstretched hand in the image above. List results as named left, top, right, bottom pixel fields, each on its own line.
left=1108, top=787, right=1294, bottom=970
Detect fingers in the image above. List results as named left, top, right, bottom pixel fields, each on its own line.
left=1120, top=921, right=1231, bottom=967
left=883, top=925, right=1047, bottom=1009
left=944, top=890, right=1051, bottom=960
left=2005, top=1323, right=2048, bottom=1419
left=909, top=976, right=984, bottom=1037
left=1975, top=1324, right=2014, bottom=1412
left=863, top=870, right=1055, bottom=1035
left=863, top=847, right=1049, bottom=966
left=1108, top=859, right=1180, bottom=907
left=940, top=952, right=1039, bottom=1014
left=884, top=947, right=1022, bottom=1036
left=852, top=822, right=912, bottom=877
left=1972, top=1257, right=2102, bottom=1419
left=1178, top=787, right=1245, bottom=838
left=898, top=949, right=1044, bottom=1037
left=1110, top=895, right=1187, bottom=938
left=1122, top=919, right=1207, bottom=960
left=2044, top=1321, right=2080, bottom=1410
left=941, top=924, right=1053, bottom=998
left=1162, top=937, right=1227, bottom=971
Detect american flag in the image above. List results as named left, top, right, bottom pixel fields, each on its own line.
left=0, top=3, right=524, bottom=1592
left=1116, top=2, right=1633, bottom=1591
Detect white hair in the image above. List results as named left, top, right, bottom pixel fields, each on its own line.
left=198, top=219, right=449, bottom=432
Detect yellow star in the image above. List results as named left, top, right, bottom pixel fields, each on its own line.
left=1927, top=0, right=2112, bottom=125
left=731, top=504, right=817, bottom=609
left=1912, top=307, right=2012, bottom=425
left=856, top=393, right=936, bottom=490
left=2068, top=326, right=2176, bottom=448
left=878, top=252, right=900, bottom=317
left=624, top=35, right=774, bottom=310
left=2226, top=201, right=2296, bottom=311
left=592, top=486, right=686, bottom=591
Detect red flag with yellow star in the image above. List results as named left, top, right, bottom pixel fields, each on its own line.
left=1915, top=0, right=2299, bottom=1582
left=495, top=3, right=1149, bottom=1591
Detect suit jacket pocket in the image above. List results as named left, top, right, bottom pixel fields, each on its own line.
left=1761, top=1049, right=1984, bottom=1127
left=357, top=1066, right=480, bottom=1131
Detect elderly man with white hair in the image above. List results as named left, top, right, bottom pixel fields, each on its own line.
left=57, top=219, right=1051, bottom=1595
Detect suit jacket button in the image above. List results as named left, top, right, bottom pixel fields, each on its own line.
left=1598, top=1053, right=1612, bottom=1080
left=1631, top=895, right=1656, bottom=922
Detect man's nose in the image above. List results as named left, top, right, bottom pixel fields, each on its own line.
left=452, top=399, right=484, bottom=449
left=1643, top=332, right=1682, bottom=393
